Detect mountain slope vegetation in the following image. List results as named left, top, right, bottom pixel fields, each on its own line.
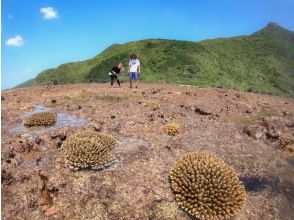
left=17, top=23, right=294, bottom=97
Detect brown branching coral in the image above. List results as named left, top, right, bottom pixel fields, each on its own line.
left=170, top=152, right=246, bottom=220
left=277, top=133, right=294, bottom=152
left=23, top=112, right=57, bottom=127
left=164, top=123, right=180, bottom=136
left=61, top=130, right=116, bottom=170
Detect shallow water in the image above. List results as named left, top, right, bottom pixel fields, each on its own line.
left=10, top=105, right=88, bottom=139
left=19, top=104, right=51, bottom=119
left=116, top=135, right=151, bottom=152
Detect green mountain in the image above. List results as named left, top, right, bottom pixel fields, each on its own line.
left=17, top=23, right=294, bottom=97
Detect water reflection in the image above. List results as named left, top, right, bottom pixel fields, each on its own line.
left=10, top=105, right=88, bottom=139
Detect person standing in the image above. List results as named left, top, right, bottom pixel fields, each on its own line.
left=128, top=54, right=140, bottom=88
left=109, top=63, right=123, bottom=87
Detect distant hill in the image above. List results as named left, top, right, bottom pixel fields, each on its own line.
left=16, top=22, right=294, bottom=97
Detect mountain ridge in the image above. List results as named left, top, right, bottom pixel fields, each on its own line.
left=16, top=23, right=294, bottom=97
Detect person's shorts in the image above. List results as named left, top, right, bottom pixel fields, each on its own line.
left=128, top=72, right=139, bottom=80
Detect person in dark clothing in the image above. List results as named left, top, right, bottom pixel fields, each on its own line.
left=109, top=63, right=123, bottom=87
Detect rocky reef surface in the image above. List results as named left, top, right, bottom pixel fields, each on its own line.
left=1, top=83, right=294, bottom=219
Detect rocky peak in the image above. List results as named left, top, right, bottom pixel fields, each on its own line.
left=266, top=22, right=280, bottom=29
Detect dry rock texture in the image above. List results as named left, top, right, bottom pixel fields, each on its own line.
left=23, top=112, right=57, bottom=127
left=1, top=83, right=294, bottom=219
left=170, top=152, right=246, bottom=220
left=62, top=130, right=116, bottom=170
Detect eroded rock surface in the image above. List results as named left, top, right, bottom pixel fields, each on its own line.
left=1, top=83, right=294, bottom=219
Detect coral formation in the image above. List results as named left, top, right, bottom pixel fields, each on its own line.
left=143, top=100, right=159, bottom=107
left=164, top=123, right=180, bottom=136
left=61, top=130, right=116, bottom=170
left=23, top=112, right=57, bottom=127
left=277, top=133, right=294, bottom=152
left=20, top=103, right=33, bottom=112
left=170, top=152, right=246, bottom=220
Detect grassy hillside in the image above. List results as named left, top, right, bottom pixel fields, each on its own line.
left=16, top=23, right=294, bottom=97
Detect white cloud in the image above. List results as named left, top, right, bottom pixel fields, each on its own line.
left=40, top=7, right=58, bottom=20
left=6, top=35, right=24, bottom=47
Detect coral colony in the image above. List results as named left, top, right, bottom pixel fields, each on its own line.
left=170, top=152, right=246, bottom=220
left=61, top=130, right=116, bottom=170
left=164, top=123, right=180, bottom=136
left=277, top=133, right=294, bottom=152
left=23, top=112, right=57, bottom=127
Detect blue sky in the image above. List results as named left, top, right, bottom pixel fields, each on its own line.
left=2, top=0, right=294, bottom=89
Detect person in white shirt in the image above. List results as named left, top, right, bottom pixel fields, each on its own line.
left=128, top=53, right=140, bottom=88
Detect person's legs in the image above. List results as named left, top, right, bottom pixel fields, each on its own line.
left=128, top=72, right=133, bottom=88
left=134, top=72, right=139, bottom=88
left=129, top=79, right=133, bottom=88
left=114, top=75, right=121, bottom=87
left=133, top=80, right=136, bottom=88
left=110, top=75, right=114, bottom=86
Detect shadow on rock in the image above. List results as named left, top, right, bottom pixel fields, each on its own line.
left=240, top=176, right=277, bottom=193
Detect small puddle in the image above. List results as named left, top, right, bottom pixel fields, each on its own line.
left=116, top=136, right=151, bottom=153
left=10, top=105, right=88, bottom=139
left=19, top=104, right=51, bottom=119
